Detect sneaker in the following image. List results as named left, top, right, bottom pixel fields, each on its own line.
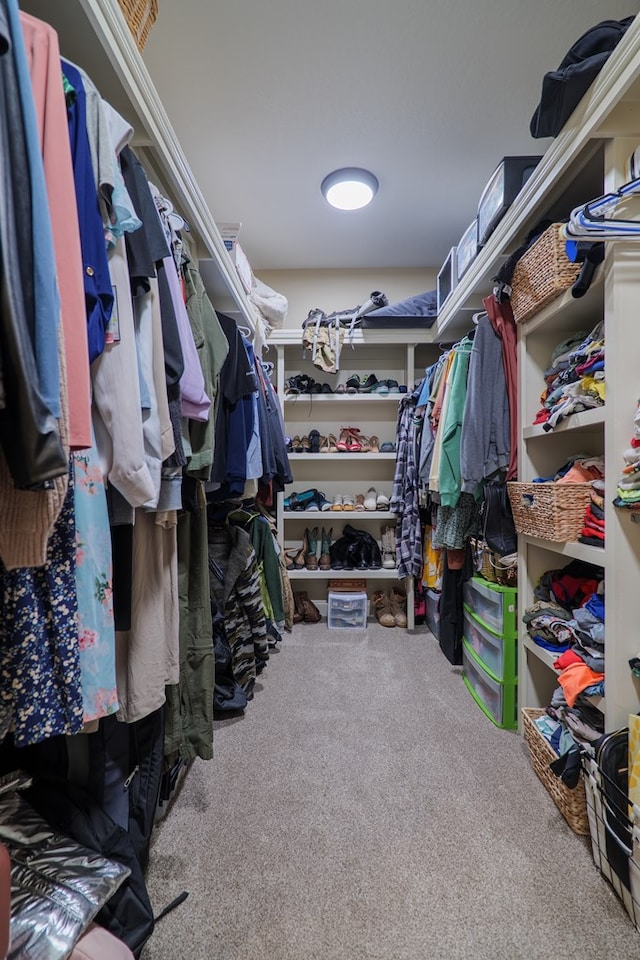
left=359, top=373, right=379, bottom=393
left=379, top=441, right=396, bottom=453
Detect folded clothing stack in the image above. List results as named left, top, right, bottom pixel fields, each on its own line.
left=532, top=323, right=604, bottom=431
left=613, top=399, right=640, bottom=511
left=579, top=479, right=605, bottom=547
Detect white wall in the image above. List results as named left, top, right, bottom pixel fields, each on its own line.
left=256, top=268, right=437, bottom=329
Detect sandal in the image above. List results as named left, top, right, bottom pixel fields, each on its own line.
left=284, top=489, right=318, bottom=511
left=335, top=384, right=347, bottom=394
left=291, top=435, right=303, bottom=453
left=299, top=435, right=312, bottom=453
left=354, top=493, right=365, bottom=511
left=368, top=435, right=380, bottom=454
left=320, top=433, right=338, bottom=454
left=336, top=427, right=362, bottom=452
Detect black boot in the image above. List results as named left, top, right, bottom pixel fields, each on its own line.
left=364, top=532, right=382, bottom=570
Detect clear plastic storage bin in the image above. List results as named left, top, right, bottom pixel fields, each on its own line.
left=462, top=609, right=517, bottom=682
left=426, top=589, right=440, bottom=640
left=462, top=575, right=517, bottom=637
left=327, top=592, right=369, bottom=629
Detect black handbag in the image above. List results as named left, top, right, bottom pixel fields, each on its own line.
left=481, top=481, right=517, bottom=558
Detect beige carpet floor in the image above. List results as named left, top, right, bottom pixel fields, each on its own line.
left=143, top=623, right=640, bottom=960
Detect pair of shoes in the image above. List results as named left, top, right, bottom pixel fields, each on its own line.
left=320, top=434, right=338, bottom=453
left=329, top=526, right=382, bottom=571
left=371, top=378, right=400, bottom=394
left=372, top=588, right=407, bottom=627
left=345, top=374, right=379, bottom=394
left=284, top=488, right=320, bottom=510
left=381, top=524, right=396, bottom=569
left=305, top=492, right=331, bottom=511
left=331, top=494, right=355, bottom=511
left=335, top=426, right=363, bottom=452
left=293, top=526, right=333, bottom=570
left=363, top=487, right=390, bottom=511
left=285, top=374, right=315, bottom=395
left=293, top=591, right=321, bottom=624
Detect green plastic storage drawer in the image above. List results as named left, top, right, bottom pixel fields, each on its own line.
left=462, top=608, right=517, bottom=683
left=462, top=575, right=517, bottom=638
left=462, top=639, right=517, bottom=730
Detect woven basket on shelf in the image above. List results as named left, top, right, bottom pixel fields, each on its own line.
left=521, top=708, right=589, bottom=836
left=510, top=223, right=580, bottom=324
left=507, top=481, right=591, bottom=542
left=117, top=0, right=158, bottom=52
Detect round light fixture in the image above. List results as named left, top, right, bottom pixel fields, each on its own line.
left=321, top=167, right=378, bottom=210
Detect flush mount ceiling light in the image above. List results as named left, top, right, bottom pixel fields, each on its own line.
left=321, top=167, right=379, bottom=210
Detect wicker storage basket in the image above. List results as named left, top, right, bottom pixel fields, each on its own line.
left=117, top=0, right=158, bottom=51
left=507, top=481, right=591, bottom=542
left=522, top=707, right=589, bottom=835
left=510, top=223, right=580, bottom=324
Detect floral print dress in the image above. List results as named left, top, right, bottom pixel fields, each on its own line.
left=0, top=465, right=84, bottom=747
left=73, top=443, right=119, bottom=723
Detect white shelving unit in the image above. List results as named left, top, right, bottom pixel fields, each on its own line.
left=269, top=329, right=439, bottom=629
left=437, top=18, right=640, bottom=732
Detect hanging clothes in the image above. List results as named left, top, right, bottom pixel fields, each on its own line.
left=182, top=244, right=229, bottom=476
left=20, top=11, right=92, bottom=450
left=62, top=59, right=114, bottom=364
left=0, top=1, right=67, bottom=491
left=164, top=478, right=214, bottom=763
left=0, top=464, right=84, bottom=747
left=484, top=293, right=518, bottom=480
left=390, top=394, right=423, bottom=579
left=72, top=440, right=119, bottom=724
left=207, top=517, right=268, bottom=696
left=460, top=312, right=510, bottom=496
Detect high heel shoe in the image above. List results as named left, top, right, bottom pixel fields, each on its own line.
left=319, top=527, right=332, bottom=571
left=336, top=427, right=362, bottom=452
left=305, top=526, right=319, bottom=570
left=321, top=433, right=338, bottom=453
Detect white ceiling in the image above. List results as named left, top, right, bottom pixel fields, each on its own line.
left=140, top=1, right=638, bottom=273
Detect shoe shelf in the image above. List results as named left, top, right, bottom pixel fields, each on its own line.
left=273, top=331, right=444, bottom=633
left=287, top=569, right=399, bottom=580
left=287, top=452, right=397, bottom=461
left=283, top=394, right=402, bottom=403
left=284, top=510, right=392, bottom=520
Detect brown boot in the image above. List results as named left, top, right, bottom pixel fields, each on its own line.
left=390, top=587, right=408, bottom=628
left=299, top=591, right=321, bottom=624
left=293, top=592, right=305, bottom=624
left=372, top=590, right=395, bottom=627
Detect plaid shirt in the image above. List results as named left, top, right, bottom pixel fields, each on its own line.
left=390, top=396, right=423, bottom=578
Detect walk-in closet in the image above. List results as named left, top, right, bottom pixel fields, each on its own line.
left=2, top=1, right=640, bottom=958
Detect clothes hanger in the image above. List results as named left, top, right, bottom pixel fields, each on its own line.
left=564, top=168, right=640, bottom=239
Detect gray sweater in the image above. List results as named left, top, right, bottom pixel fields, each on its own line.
left=460, top=313, right=510, bottom=495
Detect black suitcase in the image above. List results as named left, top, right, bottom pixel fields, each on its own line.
left=594, top=728, right=631, bottom=888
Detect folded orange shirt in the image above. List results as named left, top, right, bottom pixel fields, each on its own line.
left=557, top=662, right=605, bottom=707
